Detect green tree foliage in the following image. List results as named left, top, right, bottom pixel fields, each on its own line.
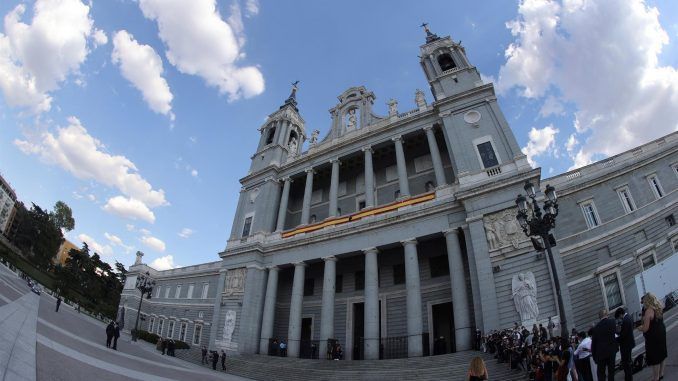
left=115, top=261, right=128, bottom=285
left=50, top=201, right=75, bottom=232
left=12, top=203, right=63, bottom=269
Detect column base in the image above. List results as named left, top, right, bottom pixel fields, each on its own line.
left=454, top=327, right=473, bottom=351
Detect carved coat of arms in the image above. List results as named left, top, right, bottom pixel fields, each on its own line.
left=224, top=268, right=246, bottom=296
left=483, top=209, right=525, bottom=250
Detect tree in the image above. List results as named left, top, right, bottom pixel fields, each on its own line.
left=50, top=201, right=75, bottom=232
left=115, top=261, right=128, bottom=285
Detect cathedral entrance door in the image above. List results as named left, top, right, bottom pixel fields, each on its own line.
left=352, top=302, right=364, bottom=360
left=432, top=302, right=454, bottom=354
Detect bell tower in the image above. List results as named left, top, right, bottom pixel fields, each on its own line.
left=418, top=23, right=483, bottom=101
left=249, top=82, right=306, bottom=174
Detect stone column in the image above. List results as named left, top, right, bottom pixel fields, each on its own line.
left=320, top=256, right=337, bottom=345
left=208, top=269, right=227, bottom=349
left=444, top=229, right=472, bottom=351
left=277, top=120, right=289, bottom=145
left=329, top=159, right=341, bottom=217
left=363, top=147, right=375, bottom=207
left=287, top=262, right=307, bottom=357
left=468, top=218, right=499, bottom=332
left=276, top=177, right=292, bottom=232
left=424, top=125, right=446, bottom=187
left=363, top=247, right=380, bottom=360
left=402, top=239, right=423, bottom=357
left=259, top=266, right=279, bottom=354
left=393, top=136, right=410, bottom=197
left=239, top=266, right=268, bottom=354
left=300, top=168, right=314, bottom=225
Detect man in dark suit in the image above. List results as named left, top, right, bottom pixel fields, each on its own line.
left=591, top=309, right=618, bottom=381
left=615, top=307, right=636, bottom=381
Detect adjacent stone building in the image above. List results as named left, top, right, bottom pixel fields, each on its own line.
left=119, top=27, right=678, bottom=360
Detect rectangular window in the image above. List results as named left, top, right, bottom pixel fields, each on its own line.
left=429, top=255, right=450, bottom=278
left=335, top=275, right=343, bottom=293
left=617, top=186, right=636, bottom=214
left=242, top=216, right=253, bottom=237
left=164, top=286, right=171, bottom=299
left=355, top=271, right=365, bottom=291
left=641, top=254, right=656, bottom=271
left=648, top=174, right=664, bottom=199
left=666, top=215, right=675, bottom=227
left=201, top=283, right=209, bottom=299
left=175, top=284, right=182, bottom=299
left=393, top=263, right=405, bottom=285
left=602, top=272, right=623, bottom=310
left=193, top=324, right=202, bottom=345
left=304, top=278, right=314, bottom=296
left=155, top=286, right=161, bottom=298
left=149, top=317, right=155, bottom=332
left=179, top=322, right=187, bottom=342
left=187, top=284, right=194, bottom=299
left=167, top=321, right=175, bottom=339
left=157, top=319, right=164, bottom=336
left=477, top=141, right=499, bottom=168
left=580, top=201, right=600, bottom=229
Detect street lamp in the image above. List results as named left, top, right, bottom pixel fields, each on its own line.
left=515, top=181, right=568, bottom=337
left=131, top=271, right=156, bottom=342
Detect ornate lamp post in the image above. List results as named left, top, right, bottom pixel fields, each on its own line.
left=515, top=181, right=568, bottom=337
left=131, top=271, right=156, bottom=342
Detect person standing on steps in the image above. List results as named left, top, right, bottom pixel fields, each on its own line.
left=638, top=293, right=667, bottom=381
left=211, top=350, right=219, bottom=370
left=220, top=350, right=226, bottom=370
left=548, top=317, right=555, bottom=339
left=111, top=322, right=120, bottom=350
left=56, top=296, right=62, bottom=312
left=201, top=345, right=208, bottom=364
left=105, top=321, right=115, bottom=348
left=591, top=309, right=618, bottom=381
left=466, top=356, right=488, bottom=381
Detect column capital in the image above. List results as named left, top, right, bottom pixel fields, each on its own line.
left=391, top=135, right=403, bottom=143
left=423, top=125, right=435, bottom=132
left=293, top=261, right=308, bottom=268
left=281, top=176, right=293, bottom=183
left=304, top=167, right=315, bottom=174
left=443, top=228, right=461, bottom=237
left=401, top=238, right=418, bottom=246
left=329, top=158, right=341, bottom=165
left=362, top=247, right=379, bottom=255
left=267, top=265, right=279, bottom=271
left=322, top=256, right=338, bottom=262
left=362, top=146, right=373, bottom=153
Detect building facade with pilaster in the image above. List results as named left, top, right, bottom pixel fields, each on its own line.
left=119, top=27, right=678, bottom=360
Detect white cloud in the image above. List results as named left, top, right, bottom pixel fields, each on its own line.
left=138, top=0, right=265, bottom=101
left=14, top=116, right=168, bottom=210
left=103, top=196, right=156, bottom=223
left=93, top=28, right=108, bottom=46
left=190, top=169, right=198, bottom=177
left=126, top=224, right=135, bottom=232
left=0, top=0, right=99, bottom=113
left=245, top=0, right=259, bottom=17
left=105, top=232, right=133, bottom=253
left=139, top=228, right=151, bottom=236
left=150, top=254, right=177, bottom=270
left=178, top=228, right=194, bottom=239
left=538, top=95, right=565, bottom=118
left=141, top=234, right=166, bottom=252
left=522, top=125, right=559, bottom=167
left=87, top=194, right=96, bottom=201
left=498, top=0, right=678, bottom=169
left=77, top=233, right=113, bottom=257
left=111, top=30, right=174, bottom=119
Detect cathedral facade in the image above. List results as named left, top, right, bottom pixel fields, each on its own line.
left=119, top=27, right=678, bottom=360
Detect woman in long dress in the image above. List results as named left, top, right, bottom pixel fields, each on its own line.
left=637, top=293, right=667, bottom=381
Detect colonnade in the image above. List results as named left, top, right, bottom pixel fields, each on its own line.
left=275, top=125, right=448, bottom=231
left=257, top=229, right=473, bottom=359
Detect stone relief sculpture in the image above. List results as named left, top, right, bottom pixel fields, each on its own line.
left=483, top=209, right=525, bottom=250
left=387, top=99, right=398, bottom=116
left=309, top=129, right=319, bottom=144
left=224, top=268, right=246, bottom=296
left=223, top=310, right=237, bottom=342
left=415, top=89, right=427, bottom=109
left=512, top=272, right=539, bottom=325
left=346, top=109, right=357, bottom=130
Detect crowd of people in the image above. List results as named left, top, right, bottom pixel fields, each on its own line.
left=105, top=321, right=121, bottom=350
left=200, top=346, right=228, bottom=370
left=156, top=336, right=177, bottom=356
left=470, top=292, right=668, bottom=381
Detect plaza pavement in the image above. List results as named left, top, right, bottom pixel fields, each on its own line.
left=0, top=262, right=252, bottom=381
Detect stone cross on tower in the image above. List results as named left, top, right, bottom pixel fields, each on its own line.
left=420, top=22, right=440, bottom=43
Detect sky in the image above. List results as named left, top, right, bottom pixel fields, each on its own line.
left=1, top=0, right=677, bottom=270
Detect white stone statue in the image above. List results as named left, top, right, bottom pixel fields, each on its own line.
left=387, top=99, right=398, bottom=116
left=512, top=272, right=539, bottom=325
left=415, top=89, right=427, bottom=109
left=134, top=251, right=144, bottom=265
left=288, top=136, right=298, bottom=155
left=347, top=109, right=357, bottom=130
left=309, top=129, right=319, bottom=144
left=223, top=310, right=237, bottom=342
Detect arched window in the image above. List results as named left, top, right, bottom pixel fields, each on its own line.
left=265, top=127, right=276, bottom=145
left=437, top=53, right=456, bottom=71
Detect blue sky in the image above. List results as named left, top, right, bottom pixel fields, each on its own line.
left=1, top=0, right=677, bottom=270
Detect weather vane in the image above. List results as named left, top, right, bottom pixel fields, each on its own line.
left=289, top=80, right=300, bottom=99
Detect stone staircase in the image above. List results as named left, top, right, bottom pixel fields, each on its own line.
left=179, top=349, right=525, bottom=381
